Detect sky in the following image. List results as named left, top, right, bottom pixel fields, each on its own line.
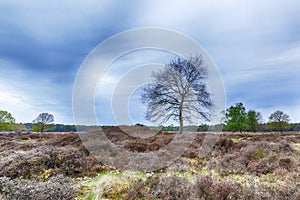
left=0, top=0, right=300, bottom=125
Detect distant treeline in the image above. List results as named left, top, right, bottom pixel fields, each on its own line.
left=19, top=123, right=101, bottom=132
left=6, top=122, right=300, bottom=133
left=163, top=123, right=300, bottom=132
left=199, top=123, right=300, bottom=132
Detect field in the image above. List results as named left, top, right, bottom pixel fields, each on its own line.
left=0, top=127, right=300, bottom=199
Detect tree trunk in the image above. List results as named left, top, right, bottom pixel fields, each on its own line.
left=279, top=122, right=283, bottom=133
left=179, top=101, right=183, bottom=134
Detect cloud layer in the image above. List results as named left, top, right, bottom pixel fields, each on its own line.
left=0, top=0, right=300, bottom=124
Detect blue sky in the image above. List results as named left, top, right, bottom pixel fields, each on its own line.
left=0, top=0, right=300, bottom=124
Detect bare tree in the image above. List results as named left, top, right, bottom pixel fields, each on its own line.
left=32, top=113, right=54, bottom=132
left=141, top=56, right=212, bottom=133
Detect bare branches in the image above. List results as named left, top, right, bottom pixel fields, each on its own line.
left=141, top=55, right=212, bottom=132
left=33, top=113, right=54, bottom=132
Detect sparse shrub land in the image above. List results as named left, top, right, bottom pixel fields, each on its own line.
left=0, top=127, right=299, bottom=199
left=0, top=175, right=76, bottom=200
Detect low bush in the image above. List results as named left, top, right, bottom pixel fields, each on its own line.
left=124, top=173, right=300, bottom=200
left=0, top=175, right=77, bottom=200
left=277, top=140, right=297, bottom=153
left=0, top=145, right=101, bottom=179
left=247, top=158, right=278, bottom=175
left=279, top=157, right=295, bottom=171
left=126, top=173, right=193, bottom=200
left=214, top=136, right=235, bottom=153
left=211, top=139, right=299, bottom=176
left=215, top=153, right=247, bottom=175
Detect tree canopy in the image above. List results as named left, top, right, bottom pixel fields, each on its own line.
left=225, top=102, right=248, bottom=132
left=0, top=110, right=15, bottom=131
left=267, top=110, right=290, bottom=133
left=32, top=113, right=54, bottom=132
left=247, top=110, right=262, bottom=132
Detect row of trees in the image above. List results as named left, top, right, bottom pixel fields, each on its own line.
left=0, top=106, right=295, bottom=133
left=140, top=55, right=294, bottom=134
left=224, top=102, right=291, bottom=133
left=0, top=110, right=101, bottom=132
left=0, top=56, right=295, bottom=134
left=0, top=111, right=54, bottom=132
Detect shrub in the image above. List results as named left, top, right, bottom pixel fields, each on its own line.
left=214, top=136, right=235, bottom=153
left=125, top=178, right=147, bottom=200
left=242, top=143, right=268, bottom=160
left=216, top=153, right=247, bottom=175
left=124, top=172, right=300, bottom=200
left=148, top=174, right=193, bottom=199
left=0, top=175, right=77, bottom=200
left=168, top=158, right=200, bottom=173
left=211, top=139, right=299, bottom=176
left=193, top=175, right=300, bottom=200
left=279, top=157, right=295, bottom=171
left=0, top=145, right=86, bottom=179
left=277, top=140, right=297, bottom=153
left=247, top=158, right=278, bottom=175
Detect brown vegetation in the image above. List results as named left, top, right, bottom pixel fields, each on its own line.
left=0, top=129, right=300, bottom=199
